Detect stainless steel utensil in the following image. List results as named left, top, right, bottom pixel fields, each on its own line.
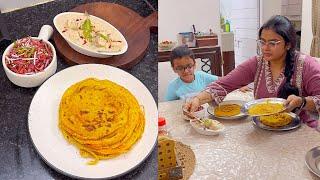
left=242, top=98, right=287, bottom=116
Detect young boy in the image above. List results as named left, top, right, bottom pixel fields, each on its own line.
left=165, top=46, right=219, bottom=101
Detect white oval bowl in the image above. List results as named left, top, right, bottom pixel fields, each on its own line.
left=2, top=37, right=57, bottom=88
left=53, top=12, right=128, bottom=58
left=190, top=119, right=225, bottom=136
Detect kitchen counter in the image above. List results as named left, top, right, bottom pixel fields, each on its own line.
left=0, top=0, right=158, bottom=179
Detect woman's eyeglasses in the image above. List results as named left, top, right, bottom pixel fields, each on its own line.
left=174, top=63, right=194, bottom=72
left=257, top=39, right=281, bottom=49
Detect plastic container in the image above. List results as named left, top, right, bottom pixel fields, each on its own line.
left=225, top=20, right=230, bottom=32
left=158, top=117, right=169, bottom=136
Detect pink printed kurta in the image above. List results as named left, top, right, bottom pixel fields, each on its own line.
left=206, top=52, right=320, bottom=128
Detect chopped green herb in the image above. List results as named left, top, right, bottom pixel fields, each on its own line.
left=82, top=18, right=93, bottom=41
left=98, top=33, right=110, bottom=41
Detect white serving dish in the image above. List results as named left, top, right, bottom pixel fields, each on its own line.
left=53, top=12, right=128, bottom=58
left=28, top=64, right=158, bottom=179
left=190, top=118, right=225, bottom=136
left=2, top=25, right=57, bottom=88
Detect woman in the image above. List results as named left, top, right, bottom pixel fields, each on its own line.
left=185, top=15, right=320, bottom=129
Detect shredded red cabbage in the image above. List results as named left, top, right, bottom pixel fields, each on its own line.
left=5, top=37, right=53, bottom=75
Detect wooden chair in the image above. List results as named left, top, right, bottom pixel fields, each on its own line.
left=158, top=46, right=223, bottom=76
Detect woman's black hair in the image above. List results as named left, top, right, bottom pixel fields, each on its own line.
left=170, top=45, right=195, bottom=67
left=258, top=15, right=299, bottom=99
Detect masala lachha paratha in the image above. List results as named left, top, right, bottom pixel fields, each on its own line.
left=59, top=78, right=145, bottom=165
left=214, top=104, right=241, bottom=117
left=259, top=113, right=292, bottom=127
left=248, top=100, right=285, bottom=116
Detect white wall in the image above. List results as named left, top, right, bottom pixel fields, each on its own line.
left=220, top=0, right=232, bottom=19
left=158, top=62, right=176, bottom=102
left=300, top=0, right=312, bottom=55
left=220, top=0, right=232, bottom=32
left=158, top=0, right=221, bottom=102
left=281, top=0, right=302, bottom=21
left=158, top=0, right=220, bottom=42
left=260, top=0, right=282, bottom=24
left=0, top=0, right=53, bottom=13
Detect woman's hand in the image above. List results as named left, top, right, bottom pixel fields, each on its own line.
left=183, top=97, right=201, bottom=113
left=183, top=91, right=213, bottom=112
left=284, top=95, right=303, bottom=112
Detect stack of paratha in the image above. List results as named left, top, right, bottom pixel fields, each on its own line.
left=214, top=104, right=241, bottom=117
left=248, top=101, right=285, bottom=116
left=259, top=113, right=292, bottom=127
left=59, top=78, right=145, bottom=165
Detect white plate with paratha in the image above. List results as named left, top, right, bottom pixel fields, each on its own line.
left=28, top=64, right=158, bottom=179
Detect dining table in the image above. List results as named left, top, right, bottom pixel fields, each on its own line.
left=158, top=90, right=320, bottom=180
left=0, top=0, right=157, bottom=179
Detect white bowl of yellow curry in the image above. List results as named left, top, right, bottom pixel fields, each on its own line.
left=53, top=12, right=128, bottom=58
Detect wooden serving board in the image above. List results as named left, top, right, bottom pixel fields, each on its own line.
left=53, top=2, right=157, bottom=69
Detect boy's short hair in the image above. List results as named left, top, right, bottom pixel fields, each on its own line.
left=170, top=45, right=195, bottom=67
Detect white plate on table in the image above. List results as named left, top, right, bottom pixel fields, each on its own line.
left=207, top=100, right=247, bottom=120
left=252, top=112, right=301, bottom=131
left=305, top=146, right=320, bottom=177
left=28, top=64, right=158, bottom=179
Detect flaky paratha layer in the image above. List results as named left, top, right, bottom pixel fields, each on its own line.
left=59, top=78, right=145, bottom=165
